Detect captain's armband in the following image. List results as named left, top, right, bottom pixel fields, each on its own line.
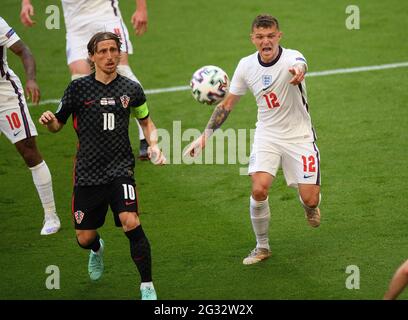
left=131, top=102, right=149, bottom=120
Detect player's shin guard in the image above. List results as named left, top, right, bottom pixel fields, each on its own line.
left=126, top=225, right=152, bottom=282
left=29, top=161, right=57, bottom=217
left=250, top=196, right=271, bottom=250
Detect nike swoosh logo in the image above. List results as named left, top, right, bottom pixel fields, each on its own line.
left=125, top=201, right=136, bottom=206
left=84, top=100, right=95, bottom=106
left=13, top=130, right=22, bottom=136
left=303, top=174, right=314, bottom=179
left=262, top=84, right=273, bottom=91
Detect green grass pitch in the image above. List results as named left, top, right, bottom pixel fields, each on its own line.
left=1, top=0, right=408, bottom=299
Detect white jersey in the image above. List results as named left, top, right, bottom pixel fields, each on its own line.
left=229, top=46, right=316, bottom=144
left=0, top=17, right=37, bottom=142
left=0, top=17, right=24, bottom=109
left=62, top=0, right=123, bottom=31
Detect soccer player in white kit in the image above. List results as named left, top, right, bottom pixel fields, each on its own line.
left=0, top=17, right=60, bottom=235
left=20, top=0, right=151, bottom=159
left=185, top=14, right=321, bottom=265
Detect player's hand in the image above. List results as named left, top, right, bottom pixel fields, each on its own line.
left=25, top=79, right=40, bottom=105
left=289, top=66, right=305, bottom=85
left=39, top=111, right=56, bottom=125
left=131, top=8, right=148, bottom=36
left=148, top=145, right=166, bottom=165
left=183, top=134, right=206, bottom=158
left=20, top=2, right=36, bottom=27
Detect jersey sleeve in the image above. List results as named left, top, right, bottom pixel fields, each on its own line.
left=289, top=50, right=308, bottom=69
left=129, top=84, right=149, bottom=120
left=55, top=82, right=78, bottom=124
left=229, top=59, right=248, bottom=96
left=0, top=18, right=20, bottom=48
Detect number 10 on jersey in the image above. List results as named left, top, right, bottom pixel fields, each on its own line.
left=103, top=113, right=115, bottom=130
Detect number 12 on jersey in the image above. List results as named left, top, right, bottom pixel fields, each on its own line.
left=263, top=92, right=280, bottom=109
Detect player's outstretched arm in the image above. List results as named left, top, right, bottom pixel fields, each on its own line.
left=20, top=0, right=35, bottom=27
left=131, top=0, right=148, bottom=36
left=39, top=111, right=64, bottom=133
left=184, top=93, right=241, bottom=157
left=289, top=63, right=307, bottom=85
left=384, top=259, right=408, bottom=300
left=138, top=117, right=166, bottom=165
left=9, top=40, right=40, bottom=104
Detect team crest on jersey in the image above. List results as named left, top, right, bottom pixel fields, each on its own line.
left=262, top=75, right=273, bottom=87
left=74, top=210, right=85, bottom=224
left=120, top=95, right=130, bottom=108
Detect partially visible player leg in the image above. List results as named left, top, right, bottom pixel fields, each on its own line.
left=120, top=211, right=157, bottom=300
left=111, top=177, right=156, bottom=299
left=68, top=59, right=91, bottom=81
left=243, top=172, right=273, bottom=265
left=15, top=136, right=60, bottom=235
left=281, top=141, right=321, bottom=227
left=299, top=184, right=321, bottom=227
left=76, top=229, right=105, bottom=281
left=117, top=54, right=149, bottom=160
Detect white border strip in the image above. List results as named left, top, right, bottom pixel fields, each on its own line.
left=34, top=62, right=408, bottom=106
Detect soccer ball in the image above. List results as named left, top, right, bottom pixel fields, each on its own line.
left=190, top=65, right=230, bottom=105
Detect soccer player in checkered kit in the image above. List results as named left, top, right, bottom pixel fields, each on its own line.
left=185, top=14, right=322, bottom=265
left=21, top=0, right=151, bottom=160
left=0, top=17, right=61, bottom=235
left=39, top=32, right=165, bottom=300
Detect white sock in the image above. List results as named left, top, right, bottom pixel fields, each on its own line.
left=140, top=281, right=154, bottom=289
left=29, top=161, right=57, bottom=218
left=117, top=64, right=141, bottom=84
left=71, top=74, right=88, bottom=81
left=137, top=121, right=145, bottom=140
left=117, top=65, right=146, bottom=140
left=250, top=196, right=271, bottom=250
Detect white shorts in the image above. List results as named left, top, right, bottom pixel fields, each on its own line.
left=0, top=76, right=37, bottom=143
left=66, top=18, right=133, bottom=65
left=248, top=141, right=321, bottom=188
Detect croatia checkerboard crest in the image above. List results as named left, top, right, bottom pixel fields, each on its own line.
left=120, top=95, right=130, bottom=108
left=190, top=65, right=230, bottom=105
left=74, top=210, right=84, bottom=224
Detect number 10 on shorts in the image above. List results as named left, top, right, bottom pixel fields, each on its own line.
left=122, top=184, right=135, bottom=200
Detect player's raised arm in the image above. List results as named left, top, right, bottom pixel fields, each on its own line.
left=20, top=0, right=36, bottom=27
left=289, top=63, right=307, bottom=85
left=184, top=93, right=241, bottom=158
left=131, top=0, right=148, bottom=36
left=9, top=39, right=40, bottom=104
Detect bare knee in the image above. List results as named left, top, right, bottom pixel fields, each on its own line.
left=300, top=193, right=320, bottom=208
left=15, top=138, right=42, bottom=167
left=120, top=212, right=140, bottom=232
left=76, top=232, right=97, bottom=247
left=252, top=185, right=269, bottom=201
